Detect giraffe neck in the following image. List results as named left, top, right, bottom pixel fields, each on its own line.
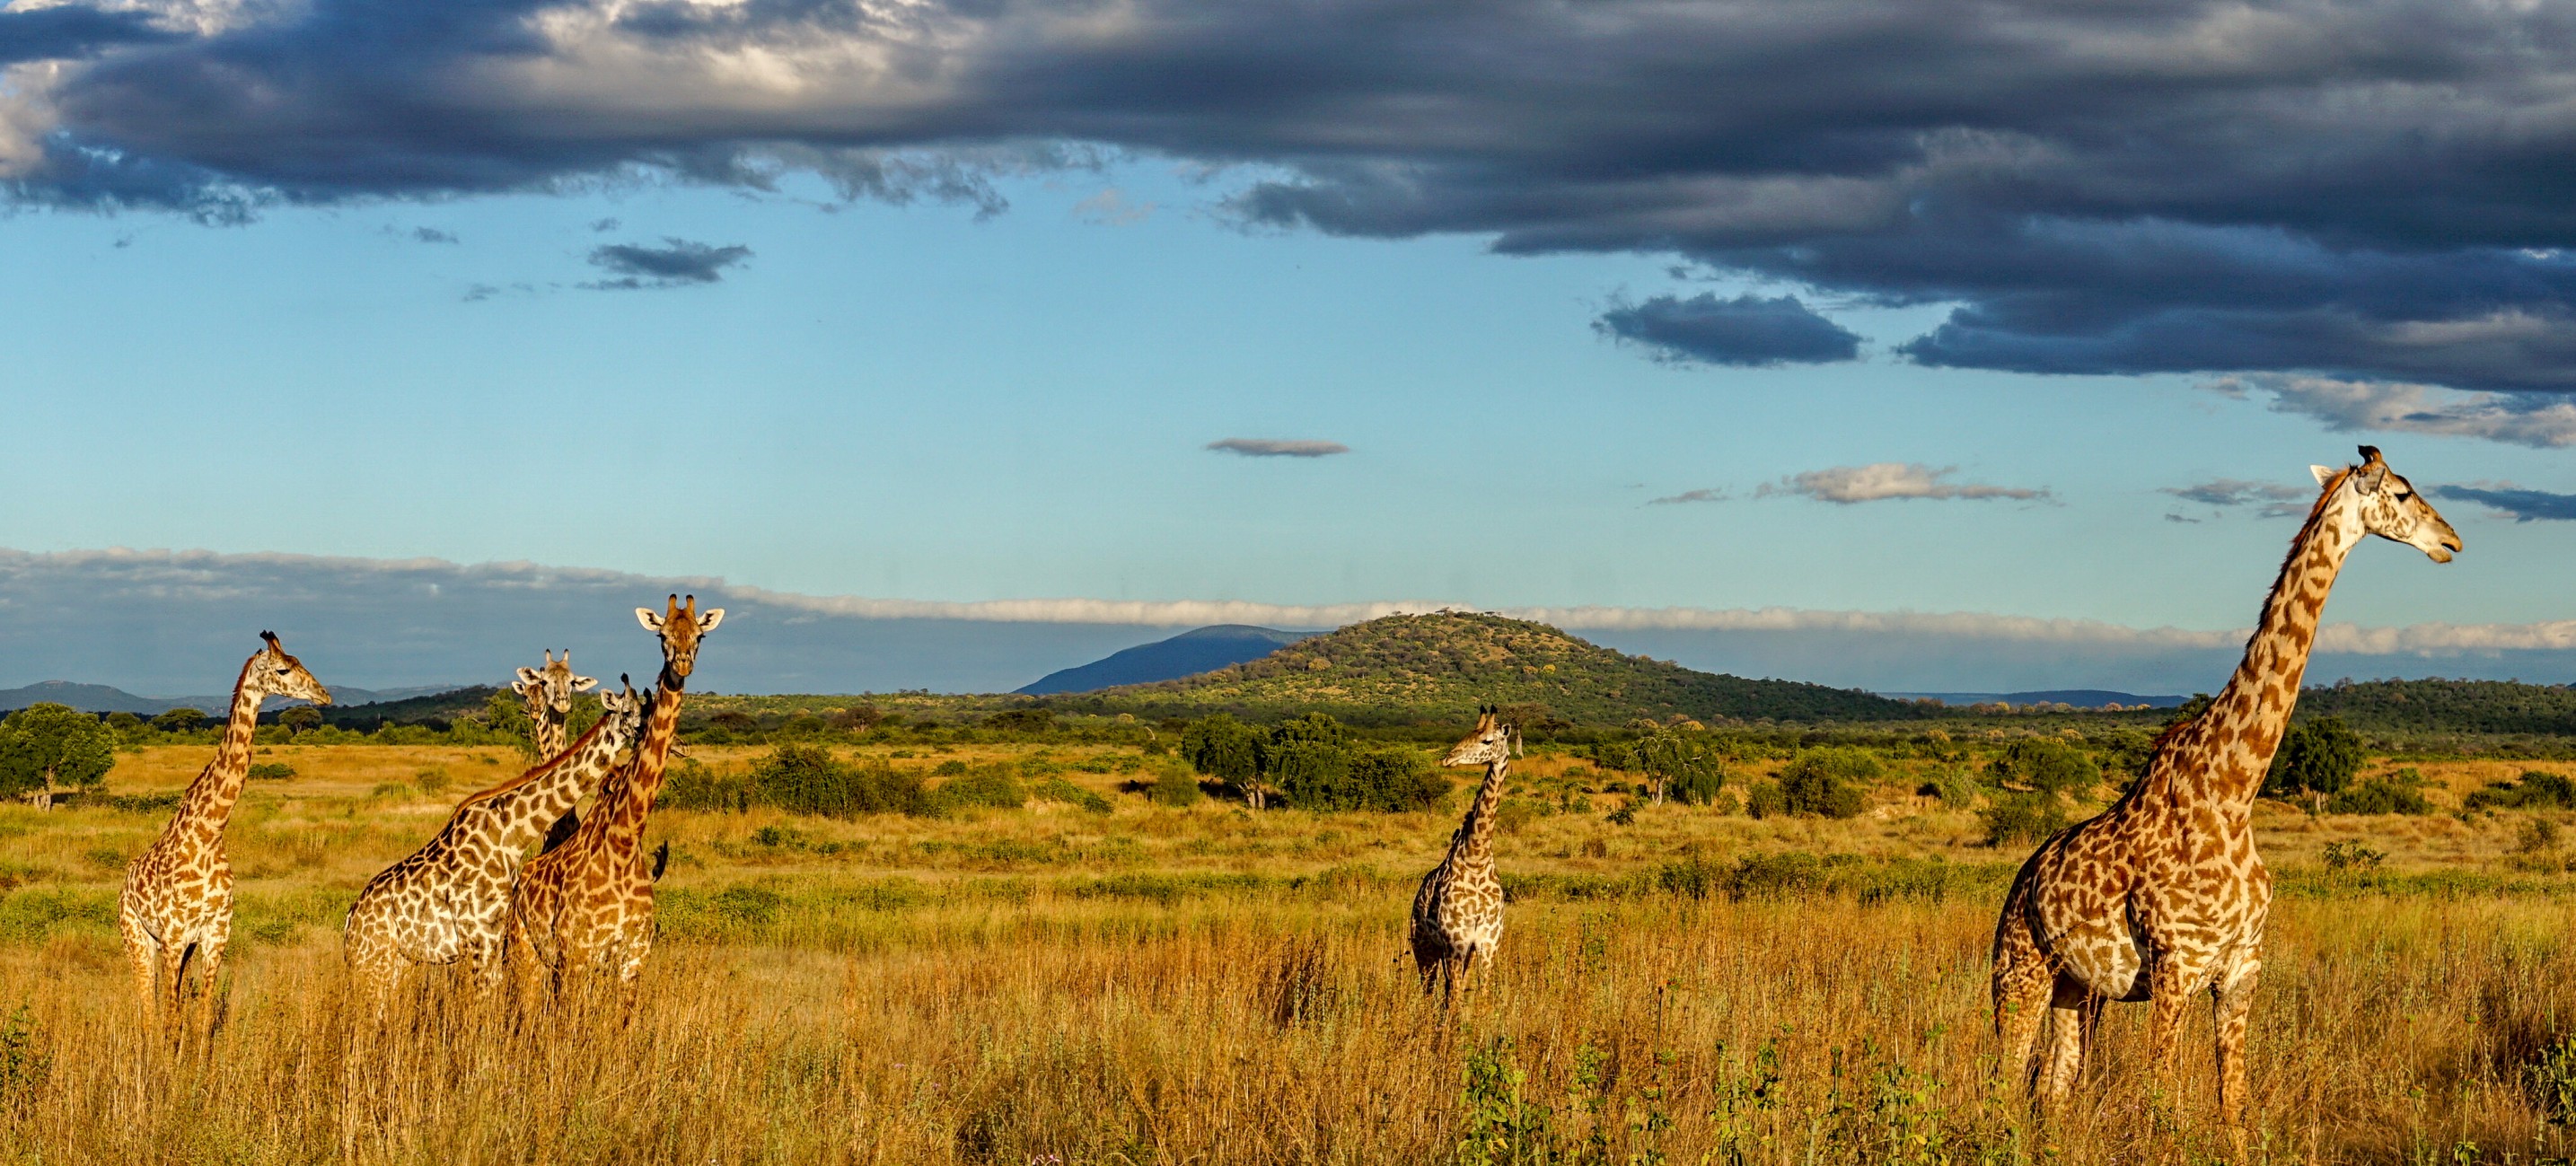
left=589, top=667, right=687, bottom=850
left=486, top=714, right=629, bottom=853
left=2162, top=497, right=2363, bottom=815
left=532, top=708, right=567, bottom=760
left=173, top=658, right=268, bottom=837
left=1453, top=757, right=1508, bottom=866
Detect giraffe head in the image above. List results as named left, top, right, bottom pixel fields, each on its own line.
left=252, top=631, right=333, bottom=706
left=635, top=594, right=725, bottom=679
left=1440, top=706, right=1520, bottom=767
left=598, top=674, right=646, bottom=738
left=2309, top=445, right=2463, bottom=564
left=512, top=650, right=598, bottom=721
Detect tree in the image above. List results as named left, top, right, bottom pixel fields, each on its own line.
left=483, top=688, right=539, bottom=756
left=1633, top=728, right=1723, bottom=806
left=1988, top=739, right=2099, bottom=799
left=151, top=706, right=207, bottom=733
left=1181, top=715, right=1262, bottom=806
left=0, top=703, right=115, bottom=810
left=2266, top=716, right=2364, bottom=801
left=277, top=706, right=323, bottom=734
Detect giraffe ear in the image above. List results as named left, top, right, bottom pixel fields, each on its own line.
left=571, top=674, right=598, bottom=693
left=697, top=608, right=725, bottom=633
left=637, top=607, right=665, bottom=632
left=514, top=666, right=542, bottom=688
left=2354, top=460, right=2387, bottom=493
left=2309, top=465, right=2337, bottom=487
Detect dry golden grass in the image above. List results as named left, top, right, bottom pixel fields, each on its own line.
left=4, top=744, right=2576, bottom=1163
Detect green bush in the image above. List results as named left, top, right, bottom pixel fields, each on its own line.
left=246, top=762, right=296, bottom=781
left=2467, top=771, right=2576, bottom=811
left=747, top=745, right=932, bottom=818
left=662, top=758, right=752, bottom=811
left=2327, top=775, right=2434, bottom=815
left=1034, top=776, right=1112, bottom=814
left=1277, top=746, right=1447, bottom=812
left=1744, top=780, right=1787, bottom=820
left=934, top=766, right=1028, bottom=812
left=1148, top=766, right=1203, bottom=808
left=1776, top=750, right=1869, bottom=819
left=1982, top=792, right=2069, bottom=847
left=2266, top=716, right=2365, bottom=796
left=1987, top=739, right=2097, bottom=798
left=1181, top=715, right=1260, bottom=784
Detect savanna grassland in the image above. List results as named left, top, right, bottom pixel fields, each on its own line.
left=7, top=740, right=2576, bottom=1163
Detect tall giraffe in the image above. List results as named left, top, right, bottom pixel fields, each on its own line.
left=512, top=649, right=598, bottom=852
left=342, top=678, right=645, bottom=1002
left=1991, top=446, right=2459, bottom=1138
left=1410, top=706, right=1518, bottom=996
left=506, top=595, right=721, bottom=997
left=118, top=633, right=332, bottom=1033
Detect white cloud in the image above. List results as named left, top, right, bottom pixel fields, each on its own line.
left=1754, top=462, right=2052, bottom=504
left=1206, top=438, right=1350, bottom=458
left=2161, top=478, right=2310, bottom=518
left=1073, top=188, right=1154, bottom=225
left=1645, top=488, right=1727, bottom=505
left=2209, top=373, right=2576, bottom=448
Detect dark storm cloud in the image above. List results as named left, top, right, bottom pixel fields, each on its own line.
left=0, top=5, right=177, bottom=66
left=582, top=238, right=752, bottom=288
left=26, top=0, right=2576, bottom=392
left=2439, top=485, right=2576, bottom=523
left=1595, top=294, right=1860, bottom=367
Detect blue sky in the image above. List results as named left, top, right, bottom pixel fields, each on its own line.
left=10, top=0, right=2576, bottom=694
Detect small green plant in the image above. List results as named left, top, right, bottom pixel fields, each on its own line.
left=2519, top=817, right=2565, bottom=856
left=2327, top=774, right=2434, bottom=815
left=1034, top=776, right=1112, bottom=814
left=413, top=767, right=452, bottom=797
left=2529, top=1034, right=2576, bottom=1125
left=2321, top=839, right=2386, bottom=871
left=1148, top=765, right=1202, bottom=808
left=246, top=762, right=296, bottom=780
left=1981, top=792, right=2067, bottom=847
left=0, top=1004, right=49, bottom=1113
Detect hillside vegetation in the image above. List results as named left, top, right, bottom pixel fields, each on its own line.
left=1044, top=612, right=1920, bottom=725
left=2294, top=677, right=2576, bottom=735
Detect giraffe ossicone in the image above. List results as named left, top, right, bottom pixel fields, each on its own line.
left=1410, top=704, right=1519, bottom=997
left=1990, top=445, right=2460, bottom=1143
left=118, top=632, right=333, bottom=1037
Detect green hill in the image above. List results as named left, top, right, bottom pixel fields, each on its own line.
left=1041, top=612, right=1920, bottom=725
left=2293, top=678, right=2576, bottom=736
left=321, top=686, right=499, bottom=730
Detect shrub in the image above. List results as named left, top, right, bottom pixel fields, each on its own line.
left=246, top=762, right=296, bottom=781
left=2266, top=716, right=2365, bottom=797
left=412, top=768, right=451, bottom=798
left=2327, top=776, right=2434, bottom=816
left=748, top=745, right=932, bottom=818
left=1982, top=793, right=2068, bottom=847
left=1148, top=765, right=1203, bottom=808
left=2321, top=839, right=2386, bottom=871
left=1034, top=776, right=1112, bottom=814
left=1181, top=715, right=1260, bottom=785
left=1987, top=739, right=2097, bottom=798
left=1279, top=747, right=1448, bottom=812
left=934, top=767, right=1028, bottom=812
left=663, top=758, right=752, bottom=811
left=1776, top=750, right=1869, bottom=819
left=2467, top=771, right=2576, bottom=811
left=1744, top=780, right=1788, bottom=819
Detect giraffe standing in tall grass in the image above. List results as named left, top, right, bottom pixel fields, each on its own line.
left=513, top=649, right=598, bottom=852
left=119, top=633, right=332, bottom=1037
left=1411, top=706, right=1517, bottom=996
left=506, top=596, right=721, bottom=1001
left=1991, top=446, right=2460, bottom=1144
left=342, top=678, right=645, bottom=1003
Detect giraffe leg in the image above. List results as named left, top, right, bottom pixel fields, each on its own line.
left=2038, top=975, right=2094, bottom=1104
left=1991, top=934, right=2053, bottom=1095
left=2143, top=954, right=2209, bottom=1118
left=191, top=936, right=228, bottom=1044
left=2212, top=955, right=2263, bottom=1153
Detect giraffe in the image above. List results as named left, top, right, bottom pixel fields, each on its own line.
left=512, top=649, right=599, bottom=853
left=341, top=678, right=645, bottom=1003
left=117, top=632, right=332, bottom=1035
left=505, top=595, right=721, bottom=1000
left=1991, top=446, right=2459, bottom=1140
left=1410, top=706, right=1518, bottom=996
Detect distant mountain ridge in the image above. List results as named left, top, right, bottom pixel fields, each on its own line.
left=0, top=680, right=478, bottom=715
left=1016, top=625, right=1316, bottom=694
left=1041, top=611, right=1921, bottom=724
left=1885, top=689, right=2189, bottom=709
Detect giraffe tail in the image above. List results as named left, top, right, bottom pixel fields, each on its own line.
left=649, top=840, right=671, bottom=882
